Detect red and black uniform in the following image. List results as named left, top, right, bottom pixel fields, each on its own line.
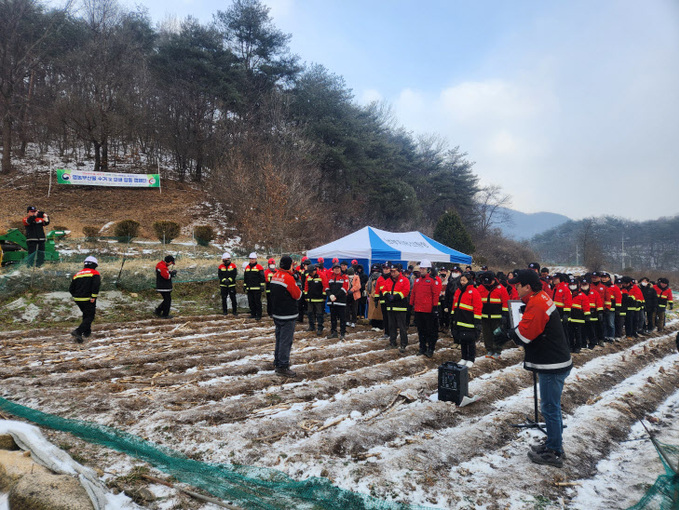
left=551, top=281, right=572, bottom=319
left=69, top=267, right=101, bottom=337
left=451, top=282, right=482, bottom=362
left=630, top=283, right=645, bottom=337
left=604, top=282, right=623, bottom=338
left=478, top=281, right=510, bottom=355
left=653, top=282, right=673, bottom=331
left=568, top=289, right=591, bottom=352
left=218, top=261, right=238, bottom=314
left=583, top=288, right=603, bottom=348
left=305, top=270, right=329, bottom=333
left=327, top=271, right=350, bottom=337
left=243, top=263, right=266, bottom=319
left=270, top=268, right=302, bottom=370
left=513, top=290, right=572, bottom=373
left=410, top=273, right=441, bottom=355
left=383, top=272, right=411, bottom=349
left=23, top=211, right=50, bottom=266
left=155, top=260, right=175, bottom=317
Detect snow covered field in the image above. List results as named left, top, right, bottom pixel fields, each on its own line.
left=0, top=308, right=677, bottom=509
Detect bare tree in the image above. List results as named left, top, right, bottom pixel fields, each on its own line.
left=473, top=184, right=512, bottom=239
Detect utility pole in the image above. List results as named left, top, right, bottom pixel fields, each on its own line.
left=575, top=244, right=579, bottom=267
left=621, top=233, right=625, bottom=271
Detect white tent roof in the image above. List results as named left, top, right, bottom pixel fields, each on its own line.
left=306, top=226, right=472, bottom=264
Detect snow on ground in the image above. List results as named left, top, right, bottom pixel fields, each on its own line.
left=0, top=312, right=677, bottom=509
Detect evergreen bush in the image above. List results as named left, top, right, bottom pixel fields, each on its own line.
left=114, top=220, right=140, bottom=242
left=153, top=221, right=181, bottom=244
left=433, top=210, right=475, bottom=255
left=194, top=225, right=214, bottom=247
left=82, top=226, right=99, bottom=241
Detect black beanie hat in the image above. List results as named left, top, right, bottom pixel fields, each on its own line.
left=164, top=255, right=175, bottom=264
left=280, top=255, right=293, bottom=270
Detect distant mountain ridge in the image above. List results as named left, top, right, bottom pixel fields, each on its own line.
left=497, top=207, right=570, bottom=240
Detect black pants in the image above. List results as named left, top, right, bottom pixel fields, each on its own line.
left=266, top=291, right=272, bottom=316
left=329, top=304, right=346, bottom=335
left=381, top=302, right=390, bottom=336
left=156, top=292, right=172, bottom=317
left=625, top=311, right=637, bottom=337
left=460, top=340, right=476, bottom=362
left=615, top=313, right=624, bottom=338
left=75, top=301, right=96, bottom=336
left=220, top=287, right=237, bottom=314
left=347, top=295, right=358, bottom=324
left=307, top=301, right=325, bottom=331
left=27, top=240, right=46, bottom=267
left=248, top=290, right=262, bottom=319
left=415, top=311, right=438, bottom=353
left=568, top=322, right=583, bottom=351
left=584, top=320, right=598, bottom=348
left=388, top=310, right=408, bottom=347
left=297, top=295, right=307, bottom=322
left=439, top=301, right=449, bottom=330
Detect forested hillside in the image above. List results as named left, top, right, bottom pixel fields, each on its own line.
left=530, top=215, right=679, bottom=272
left=1, top=0, right=518, bottom=255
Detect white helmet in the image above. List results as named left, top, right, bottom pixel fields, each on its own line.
left=419, top=259, right=432, bottom=269
left=222, top=252, right=231, bottom=260
left=84, top=256, right=98, bottom=265
left=248, top=252, right=257, bottom=259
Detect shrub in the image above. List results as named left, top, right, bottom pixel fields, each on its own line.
left=114, top=219, right=140, bottom=242
left=82, top=226, right=99, bottom=241
left=152, top=221, right=181, bottom=244
left=194, top=225, right=214, bottom=247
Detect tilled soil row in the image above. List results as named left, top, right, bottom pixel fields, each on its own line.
left=224, top=331, right=679, bottom=467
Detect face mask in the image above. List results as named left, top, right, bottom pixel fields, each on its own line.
left=269, top=264, right=276, bottom=270
left=569, top=285, right=577, bottom=291
left=452, top=272, right=461, bottom=278
left=641, top=281, right=648, bottom=287
left=581, top=286, right=589, bottom=292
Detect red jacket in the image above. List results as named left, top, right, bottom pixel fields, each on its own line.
left=478, top=283, right=509, bottom=320
left=374, top=274, right=390, bottom=303
left=382, top=274, right=411, bottom=312
left=584, top=288, right=603, bottom=319
left=592, top=282, right=606, bottom=301
left=264, top=268, right=276, bottom=294
left=569, top=291, right=591, bottom=323
left=629, top=284, right=644, bottom=310
left=410, top=275, right=440, bottom=313
left=304, top=271, right=329, bottom=302
left=654, top=285, right=674, bottom=310
left=604, top=284, right=622, bottom=311
left=552, top=282, right=572, bottom=313
left=451, top=284, right=482, bottom=330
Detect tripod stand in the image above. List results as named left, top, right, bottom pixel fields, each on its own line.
left=512, top=371, right=547, bottom=434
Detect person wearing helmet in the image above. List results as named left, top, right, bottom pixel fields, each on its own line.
left=69, top=255, right=101, bottom=342
left=218, top=252, right=238, bottom=315
left=265, top=257, right=277, bottom=317
left=154, top=255, right=177, bottom=318
left=244, top=252, right=265, bottom=320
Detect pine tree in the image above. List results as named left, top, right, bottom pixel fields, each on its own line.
left=433, top=210, right=475, bottom=254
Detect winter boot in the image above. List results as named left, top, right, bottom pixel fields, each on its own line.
left=275, top=367, right=297, bottom=378
left=528, top=446, right=564, bottom=467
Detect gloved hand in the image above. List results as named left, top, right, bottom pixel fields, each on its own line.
left=501, top=312, right=510, bottom=330
left=329, top=294, right=337, bottom=302
left=387, top=294, right=395, bottom=302
left=373, top=297, right=379, bottom=307
left=444, top=308, right=449, bottom=313
left=670, top=303, right=674, bottom=310
left=170, top=270, right=177, bottom=277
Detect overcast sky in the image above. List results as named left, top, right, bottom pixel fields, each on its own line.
left=131, top=0, right=679, bottom=221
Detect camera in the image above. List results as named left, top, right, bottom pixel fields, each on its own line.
left=37, top=211, right=44, bottom=218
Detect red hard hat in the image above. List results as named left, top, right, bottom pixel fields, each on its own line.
left=332, top=257, right=339, bottom=264
left=351, top=259, right=358, bottom=265
left=317, top=257, right=324, bottom=263
left=268, top=258, right=275, bottom=264
left=301, top=256, right=309, bottom=262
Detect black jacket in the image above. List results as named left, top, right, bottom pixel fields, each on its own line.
left=23, top=213, right=50, bottom=241
left=69, top=268, right=101, bottom=301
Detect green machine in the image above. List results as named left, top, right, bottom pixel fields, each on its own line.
left=0, top=228, right=69, bottom=266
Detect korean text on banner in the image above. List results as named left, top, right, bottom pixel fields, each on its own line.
left=56, top=169, right=160, bottom=188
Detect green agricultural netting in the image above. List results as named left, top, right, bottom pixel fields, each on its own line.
left=0, top=397, right=431, bottom=510
left=628, top=438, right=679, bottom=510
